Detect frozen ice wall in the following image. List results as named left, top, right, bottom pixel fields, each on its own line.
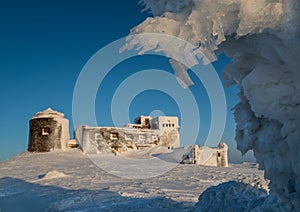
left=127, top=0, right=300, bottom=210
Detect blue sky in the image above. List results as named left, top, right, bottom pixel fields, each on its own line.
left=0, top=0, right=254, bottom=163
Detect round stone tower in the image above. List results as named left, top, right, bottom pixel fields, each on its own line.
left=28, top=108, right=70, bottom=152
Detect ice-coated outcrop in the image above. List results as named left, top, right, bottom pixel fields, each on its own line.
left=127, top=0, right=300, bottom=210
left=194, top=181, right=268, bottom=211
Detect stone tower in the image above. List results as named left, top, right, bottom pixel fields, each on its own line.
left=28, top=108, right=70, bottom=152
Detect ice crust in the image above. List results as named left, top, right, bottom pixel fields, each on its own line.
left=128, top=0, right=300, bottom=210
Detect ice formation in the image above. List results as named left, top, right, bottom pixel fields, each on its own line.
left=127, top=0, right=300, bottom=210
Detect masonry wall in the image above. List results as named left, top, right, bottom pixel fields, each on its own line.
left=75, top=125, right=179, bottom=154
left=59, top=118, right=70, bottom=150
left=158, top=129, right=180, bottom=148
left=151, top=116, right=180, bottom=148
left=28, top=118, right=62, bottom=152
left=180, top=144, right=228, bottom=167
left=194, top=145, right=228, bottom=167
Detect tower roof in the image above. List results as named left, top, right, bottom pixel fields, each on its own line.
left=32, top=108, right=65, bottom=119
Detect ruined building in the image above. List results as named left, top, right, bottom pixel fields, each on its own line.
left=75, top=115, right=180, bottom=154
left=28, top=108, right=70, bottom=152
left=27, top=108, right=228, bottom=167
left=181, top=143, right=229, bottom=167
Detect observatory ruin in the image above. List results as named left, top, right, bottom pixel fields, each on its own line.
left=27, top=108, right=228, bottom=167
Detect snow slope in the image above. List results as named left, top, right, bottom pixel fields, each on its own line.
left=0, top=150, right=268, bottom=211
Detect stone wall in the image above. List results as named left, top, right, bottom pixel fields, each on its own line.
left=28, top=118, right=62, bottom=152
left=75, top=125, right=179, bottom=154
left=28, top=108, right=70, bottom=152
left=181, top=143, right=228, bottom=167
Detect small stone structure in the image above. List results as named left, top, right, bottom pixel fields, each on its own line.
left=181, top=142, right=228, bottom=167
left=28, top=108, right=70, bottom=152
left=75, top=115, right=180, bottom=154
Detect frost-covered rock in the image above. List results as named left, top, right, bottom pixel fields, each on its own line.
left=128, top=0, right=300, bottom=210
left=193, top=181, right=268, bottom=211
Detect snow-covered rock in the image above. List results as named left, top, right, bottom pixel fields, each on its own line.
left=194, top=181, right=267, bottom=211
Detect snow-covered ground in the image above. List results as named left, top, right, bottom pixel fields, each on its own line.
left=0, top=149, right=268, bottom=211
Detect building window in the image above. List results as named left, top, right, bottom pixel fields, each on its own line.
left=151, top=123, right=156, bottom=129
left=125, top=134, right=133, bottom=140
left=42, top=127, right=50, bottom=135
left=144, top=118, right=149, bottom=126
left=110, top=133, right=119, bottom=140
left=152, top=135, right=158, bottom=140
left=95, top=133, right=103, bottom=140
left=139, top=134, right=146, bottom=141
left=172, top=124, right=175, bottom=127
left=162, top=124, right=165, bottom=127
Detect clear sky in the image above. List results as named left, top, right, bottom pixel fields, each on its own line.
left=0, top=0, right=254, bottom=163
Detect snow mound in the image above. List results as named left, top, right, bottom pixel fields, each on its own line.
left=194, top=181, right=267, bottom=211
left=156, top=145, right=193, bottom=163
left=39, top=171, right=70, bottom=180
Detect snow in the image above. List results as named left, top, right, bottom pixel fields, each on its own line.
left=157, top=143, right=228, bottom=167
left=194, top=181, right=267, bottom=211
left=36, top=170, right=70, bottom=181
left=0, top=150, right=268, bottom=211
left=125, top=0, right=300, bottom=210
left=157, top=145, right=193, bottom=163
left=1, top=0, right=299, bottom=210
